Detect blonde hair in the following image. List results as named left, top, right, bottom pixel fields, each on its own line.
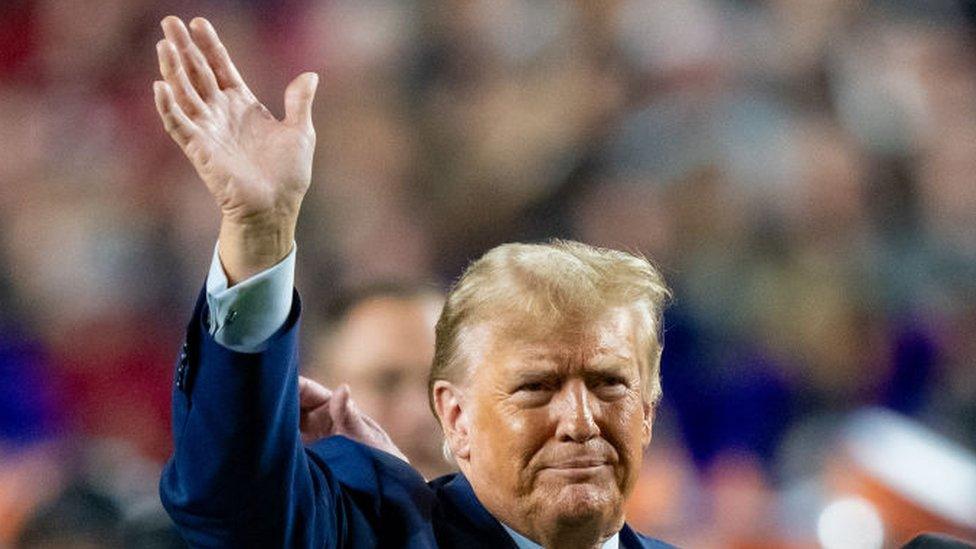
left=428, top=239, right=671, bottom=419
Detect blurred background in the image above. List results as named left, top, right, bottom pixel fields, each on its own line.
left=1, top=0, right=975, bottom=547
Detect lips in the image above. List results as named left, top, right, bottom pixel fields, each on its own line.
left=543, top=458, right=609, bottom=470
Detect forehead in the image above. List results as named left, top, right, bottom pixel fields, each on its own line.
left=343, top=294, right=441, bottom=334
left=322, top=295, right=441, bottom=376
left=469, top=306, right=642, bottom=376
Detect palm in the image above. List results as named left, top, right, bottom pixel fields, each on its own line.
left=153, top=16, right=318, bottom=223
left=192, top=93, right=314, bottom=221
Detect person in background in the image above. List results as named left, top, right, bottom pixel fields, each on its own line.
left=308, top=282, right=451, bottom=479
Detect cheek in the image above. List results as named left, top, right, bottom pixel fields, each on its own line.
left=601, top=395, right=643, bottom=432
left=471, top=402, right=547, bottom=466
left=600, top=398, right=647, bottom=470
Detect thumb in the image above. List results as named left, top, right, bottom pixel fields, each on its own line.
left=329, top=384, right=355, bottom=433
left=300, top=405, right=334, bottom=444
left=284, top=72, right=319, bottom=129
left=299, top=376, right=332, bottom=411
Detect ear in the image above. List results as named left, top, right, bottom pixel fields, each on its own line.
left=433, top=380, right=471, bottom=461
left=641, top=346, right=662, bottom=448
left=641, top=398, right=655, bottom=448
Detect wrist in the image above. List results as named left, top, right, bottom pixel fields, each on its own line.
left=218, top=217, right=296, bottom=285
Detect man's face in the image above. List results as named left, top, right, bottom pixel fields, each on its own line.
left=460, top=306, right=653, bottom=538
left=313, top=294, right=448, bottom=478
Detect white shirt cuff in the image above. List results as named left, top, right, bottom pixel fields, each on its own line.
left=205, top=241, right=296, bottom=353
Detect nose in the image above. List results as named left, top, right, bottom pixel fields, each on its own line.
left=554, top=379, right=600, bottom=443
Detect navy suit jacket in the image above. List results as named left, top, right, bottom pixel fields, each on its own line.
left=160, top=289, right=675, bottom=548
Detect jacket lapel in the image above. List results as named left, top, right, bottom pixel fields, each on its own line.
left=435, top=473, right=518, bottom=548
left=620, top=524, right=645, bottom=548
left=620, top=523, right=673, bottom=548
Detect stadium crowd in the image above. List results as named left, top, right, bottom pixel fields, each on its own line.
left=1, top=0, right=974, bottom=546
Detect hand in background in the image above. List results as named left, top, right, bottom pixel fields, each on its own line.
left=298, top=376, right=411, bottom=466
left=153, top=15, right=318, bottom=284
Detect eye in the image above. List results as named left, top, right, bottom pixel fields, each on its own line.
left=589, top=376, right=629, bottom=397
left=375, top=369, right=405, bottom=393
left=595, top=376, right=627, bottom=387
left=510, top=379, right=559, bottom=407
left=517, top=381, right=548, bottom=392
left=612, top=377, right=628, bottom=386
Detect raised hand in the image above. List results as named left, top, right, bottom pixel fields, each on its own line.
left=153, top=16, right=318, bottom=284
left=298, top=376, right=411, bottom=465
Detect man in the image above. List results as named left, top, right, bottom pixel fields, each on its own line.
left=308, top=283, right=450, bottom=479
left=153, top=15, right=674, bottom=548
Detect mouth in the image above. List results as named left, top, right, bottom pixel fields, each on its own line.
left=540, top=459, right=611, bottom=477
left=546, top=458, right=607, bottom=468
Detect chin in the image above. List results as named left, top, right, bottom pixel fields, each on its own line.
left=548, top=483, right=616, bottom=523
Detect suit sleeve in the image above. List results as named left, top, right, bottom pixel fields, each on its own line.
left=159, top=287, right=351, bottom=548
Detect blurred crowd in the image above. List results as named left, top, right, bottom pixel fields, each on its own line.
left=1, top=0, right=975, bottom=547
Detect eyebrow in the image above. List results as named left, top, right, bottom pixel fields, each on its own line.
left=507, top=366, right=633, bottom=393
left=509, top=371, right=562, bottom=387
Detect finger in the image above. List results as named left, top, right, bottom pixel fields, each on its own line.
left=343, top=395, right=370, bottom=434
left=298, top=376, right=332, bottom=411
left=353, top=411, right=410, bottom=463
left=341, top=398, right=389, bottom=451
left=329, top=384, right=357, bottom=433
left=153, top=81, right=198, bottom=148
left=300, top=405, right=335, bottom=433
left=284, top=72, right=318, bottom=130
left=157, top=39, right=208, bottom=117
left=341, top=395, right=391, bottom=448
left=358, top=412, right=383, bottom=433
left=161, top=16, right=220, bottom=101
left=300, top=405, right=334, bottom=444
left=188, top=17, right=247, bottom=91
